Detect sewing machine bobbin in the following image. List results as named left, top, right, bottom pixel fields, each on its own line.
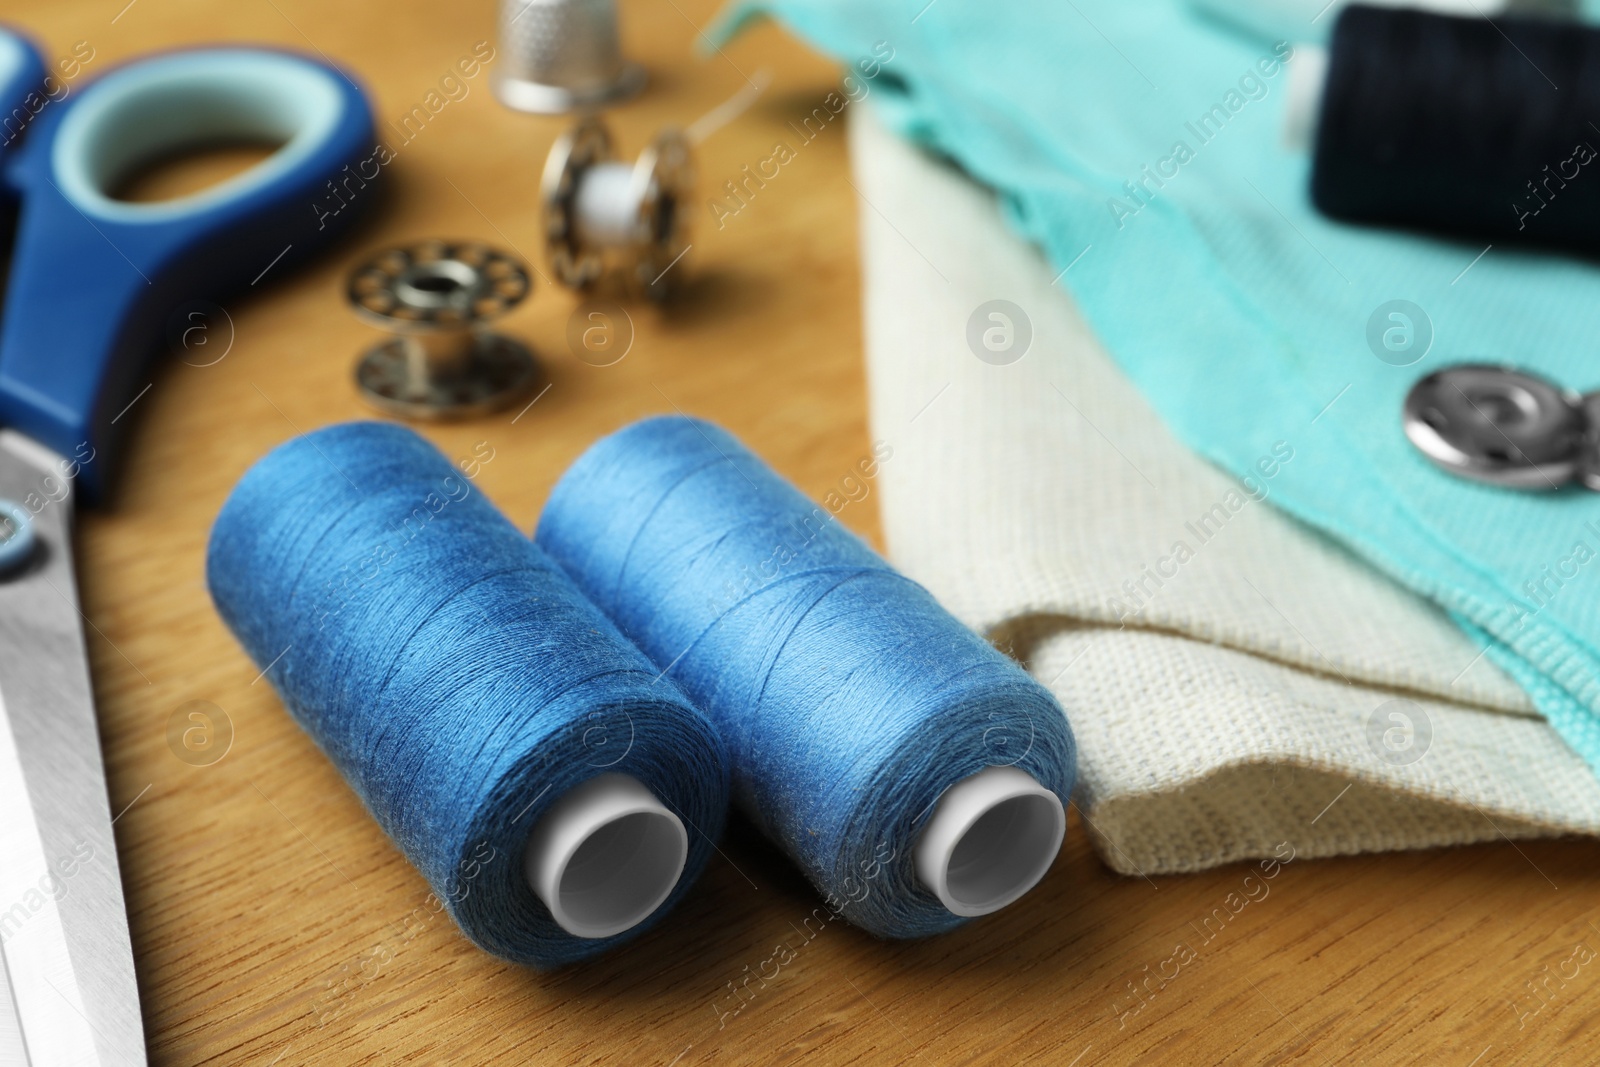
left=542, top=116, right=692, bottom=301
left=347, top=240, right=540, bottom=420
left=492, top=0, right=646, bottom=114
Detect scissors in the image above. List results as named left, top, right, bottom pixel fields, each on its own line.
left=0, top=27, right=373, bottom=1064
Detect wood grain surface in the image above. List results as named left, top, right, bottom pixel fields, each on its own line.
left=14, top=0, right=1600, bottom=1062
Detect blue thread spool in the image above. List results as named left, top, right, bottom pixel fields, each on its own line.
left=206, top=421, right=728, bottom=965
left=536, top=416, right=1077, bottom=937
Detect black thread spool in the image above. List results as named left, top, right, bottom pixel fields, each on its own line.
left=1311, top=5, right=1600, bottom=251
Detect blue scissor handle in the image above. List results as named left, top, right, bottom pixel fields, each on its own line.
left=0, top=43, right=375, bottom=502
left=0, top=28, right=46, bottom=165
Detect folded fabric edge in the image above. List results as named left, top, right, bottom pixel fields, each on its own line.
left=1084, top=760, right=1572, bottom=877
left=993, top=612, right=1542, bottom=725
left=1020, top=622, right=1600, bottom=870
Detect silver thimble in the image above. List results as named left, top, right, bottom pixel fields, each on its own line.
left=492, top=0, right=646, bottom=114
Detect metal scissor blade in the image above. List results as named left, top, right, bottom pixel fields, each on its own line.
left=0, top=947, right=23, bottom=1066
left=0, top=431, right=145, bottom=1066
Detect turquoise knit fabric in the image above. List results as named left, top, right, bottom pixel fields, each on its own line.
left=712, top=0, right=1600, bottom=772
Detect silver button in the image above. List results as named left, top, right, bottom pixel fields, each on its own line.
left=1402, top=365, right=1586, bottom=489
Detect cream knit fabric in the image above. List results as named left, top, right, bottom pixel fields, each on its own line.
left=850, top=103, right=1600, bottom=874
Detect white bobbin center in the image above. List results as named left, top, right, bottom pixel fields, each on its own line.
left=914, top=766, right=1065, bottom=918
left=573, top=162, right=642, bottom=248
left=523, top=772, right=687, bottom=939
left=1281, top=44, right=1328, bottom=153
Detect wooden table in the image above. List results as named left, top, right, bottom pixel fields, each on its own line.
left=17, top=0, right=1600, bottom=1062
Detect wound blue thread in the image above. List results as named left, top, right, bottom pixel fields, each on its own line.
left=535, top=416, right=1077, bottom=938
left=206, top=421, right=728, bottom=966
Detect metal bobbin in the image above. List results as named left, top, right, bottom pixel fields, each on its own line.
left=1402, top=364, right=1596, bottom=490
left=492, top=0, right=645, bottom=114
left=347, top=240, right=540, bottom=420
left=542, top=115, right=693, bottom=301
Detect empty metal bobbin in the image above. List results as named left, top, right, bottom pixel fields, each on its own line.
left=1402, top=364, right=1595, bottom=490
left=542, top=115, right=692, bottom=301
left=347, top=240, right=540, bottom=420
left=492, top=0, right=645, bottom=114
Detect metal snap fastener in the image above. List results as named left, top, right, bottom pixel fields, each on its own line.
left=347, top=240, right=541, bottom=420
left=1402, top=364, right=1586, bottom=489
left=1577, top=393, right=1600, bottom=492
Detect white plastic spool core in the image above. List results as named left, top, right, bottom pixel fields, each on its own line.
left=1281, top=44, right=1328, bottom=153
left=523, top=772, right=687, bottom=939
left=914, top=766, right=1065, bottom=918
left=573, top=162, right=641, bottom=247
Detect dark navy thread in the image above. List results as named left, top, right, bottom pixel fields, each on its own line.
left=1313, top=5, right=1600, bottom=251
